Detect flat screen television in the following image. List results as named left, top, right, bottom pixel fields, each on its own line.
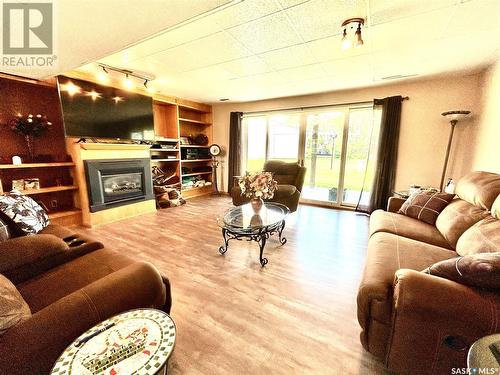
left=58, top=77, right=154, bottom=141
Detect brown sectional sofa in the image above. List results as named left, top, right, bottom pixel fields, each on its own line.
left=0, top=223, right=171, bottom=375
left=357, top=171, right=500, bottom=374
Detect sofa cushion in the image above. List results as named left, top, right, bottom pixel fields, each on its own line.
left=456, top=216, right=500, bottom=256
left=39, top=224, right=76, bottom=240
left=273, top=174, right=295, bottom=185
left=274, top=184, right=297, bottom=198
left=491, top=194, right=500, bottom=220
left=0, top=218, right=11, bottom=242
left=0, top=274, right=31, bottom=336
left=455, top=171, right=500, bottom=210
left=0, top=191, right=49, bottom=234
left=423, top=253, right=500, bottom=290
left=17, top=248, right=136, bottom=313
left=370, top=210, right=452, bottom=249
left=436, top=199, right=490, bottom=249
left=398, top=191, right=455, bottom=225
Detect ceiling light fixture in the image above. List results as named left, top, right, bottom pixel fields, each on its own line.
left=85, top=90, right=102, bottom=100
left=60, top=81, right=82, bottom=96
left=341, top=18, right=364, bottom=50
left=97, top=63, right=155, bottom=92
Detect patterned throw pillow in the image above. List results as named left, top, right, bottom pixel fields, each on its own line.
left=423, top=253, right=500, bottom=290
left=0, top=191, right=50, bottom=235
left=0, top=274, right=31, bottom=336
left=398, top=191, right=455, bottom=225
left=0, top=218, right=10, bottom=242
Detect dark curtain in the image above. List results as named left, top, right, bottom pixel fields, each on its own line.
left=227, top=112, right=243, bottom=191
left=357, top=95, right=403, bottom=213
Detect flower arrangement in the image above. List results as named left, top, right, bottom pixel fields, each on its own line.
left=9, top=114, right=52, bottom=161
left=238, top=171, right=278, bottom=199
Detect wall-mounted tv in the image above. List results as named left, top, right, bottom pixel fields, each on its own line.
left=57, top=76, right=154, bottom=141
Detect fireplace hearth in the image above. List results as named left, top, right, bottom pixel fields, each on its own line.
left=85, top=159, right=154, bottom=212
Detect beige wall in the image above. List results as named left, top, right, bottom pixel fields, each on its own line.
left=213, top=72, right=483, bottom=192
left=469, top=60, right=500, bottom=173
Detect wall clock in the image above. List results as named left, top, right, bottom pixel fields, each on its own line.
left=209, top=144, right=221, bottom=157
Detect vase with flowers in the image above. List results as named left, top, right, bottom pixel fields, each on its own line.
left=9, top=114, right=52, bottom=162
left=238, top=171, right=278, bottom=213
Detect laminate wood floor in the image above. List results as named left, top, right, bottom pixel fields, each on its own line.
left=76, top=195, right=389, bottom=375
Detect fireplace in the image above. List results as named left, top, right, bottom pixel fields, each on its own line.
left=85, top=159, right=154, bottom=212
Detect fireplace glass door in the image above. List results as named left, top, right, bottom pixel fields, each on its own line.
left=101, top=172, right=144, bottom=203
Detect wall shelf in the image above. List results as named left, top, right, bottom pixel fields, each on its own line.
left=49, top=209, right=82, bottom=219
left=180, top=145, right=209, bottom=148
left=150, top=148, right=179, bottom=152
left=0, top=162, right=75, bottom=169
left=19, top=185, right=78, bottom=195
left=79, top=143, right=151, bottom=151
left=178, top=117, right=211, bottom=125
left=151, top=158, right=180, bottom=162
left=182, top=171, right=212, bottom=177
left=181, top=159, right=212, bottom=163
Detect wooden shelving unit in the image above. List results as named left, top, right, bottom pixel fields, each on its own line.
left=0, top=162, right=75, bottom=169
left=19, top=185, right=78, bottom=195
left=152, top=99, right=213, bottom=199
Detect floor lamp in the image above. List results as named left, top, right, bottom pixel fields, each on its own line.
left=440, top=110, right=471, bottom=191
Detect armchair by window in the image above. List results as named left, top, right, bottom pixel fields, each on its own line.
left=231, top=160, right=306, bottom=212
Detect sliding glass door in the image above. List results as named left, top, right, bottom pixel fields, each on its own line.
left=242, top=104, right=380, bottom=208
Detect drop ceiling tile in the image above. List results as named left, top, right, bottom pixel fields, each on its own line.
left=321, top=55, right=372, bottom=78
left=218, top=56, right=274, bottom=77
left=306, top=36, right=369, bottom=63
left=277, top=63, right=327, bottom=82
left=370, top=0, right=457, bottom=26
left=226, top=12, right=302, bottom=54
left=285, top=0, right=367, bottom=42
left=145, top=46, right=201, bottom=73
left=277, top=0, right=311, bottom=9
left=230, top=71, right=288, bottom=87
left=182, top=31, right=252, bottom=66
left=444, top=0, right=500, bottom=38
left=370, top=8, right=451, bottom=52
left=212, top=0, right=282, bottom=29
left=259, top=44, right=317, bottom=70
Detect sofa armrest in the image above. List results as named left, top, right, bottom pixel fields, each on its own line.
left=387, top=197, right=405, bottom=212
left=0, top=261, right=167, bottom=375
left=386, top=269, right=500, bottom=374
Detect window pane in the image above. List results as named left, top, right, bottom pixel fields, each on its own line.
left=267, top=114, right=300, bottom=162
left=244, top=116, right=267, bottom=172
left=302, top=111, right=345, bottom=202
left=342, top=108, right=381, bottom=205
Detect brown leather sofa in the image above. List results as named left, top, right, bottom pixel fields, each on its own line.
left=231, top=160, right=306, bottom=212
left=357, top=171, right=500, bottom=375
left=0, top=223, right=171, bottom=375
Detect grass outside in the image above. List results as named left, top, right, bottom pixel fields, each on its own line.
left=246, top=155, right=373, bottom=192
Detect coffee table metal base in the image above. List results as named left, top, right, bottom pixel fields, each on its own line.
left=218, top=220, right=286, bottom=266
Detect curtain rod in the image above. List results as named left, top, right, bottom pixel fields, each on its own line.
left=242, top=96, right=409, bottom=116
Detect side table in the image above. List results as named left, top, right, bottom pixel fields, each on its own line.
left=51, top=308, right=176, bottom=375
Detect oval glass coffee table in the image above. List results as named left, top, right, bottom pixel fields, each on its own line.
left=217, top=202, right=290, bottom=266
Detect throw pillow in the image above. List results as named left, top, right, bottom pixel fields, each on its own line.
left=0, top=218, right=11, bottom=242
left=0, top=274, right=31, bottom=336
left=398, top=191, right=455, bottom=225
left=423, top=253, right=500, bottom=290
left=0, top=190, right=50, bottom=235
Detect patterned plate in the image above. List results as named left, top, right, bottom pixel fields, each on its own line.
left=51, top=309, right=176, bottom=375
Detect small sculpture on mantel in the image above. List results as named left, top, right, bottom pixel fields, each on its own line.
left=8, top=113, right=52, bottom=162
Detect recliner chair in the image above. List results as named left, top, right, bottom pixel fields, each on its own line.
left=231, top=160, right=306, bottom=212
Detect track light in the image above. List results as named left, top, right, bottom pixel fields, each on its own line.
left=340, top=18, right=364, bottom=50
left=123, top=74, right=133, bottom=90
left=97, top=66, right=109, bottom=83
